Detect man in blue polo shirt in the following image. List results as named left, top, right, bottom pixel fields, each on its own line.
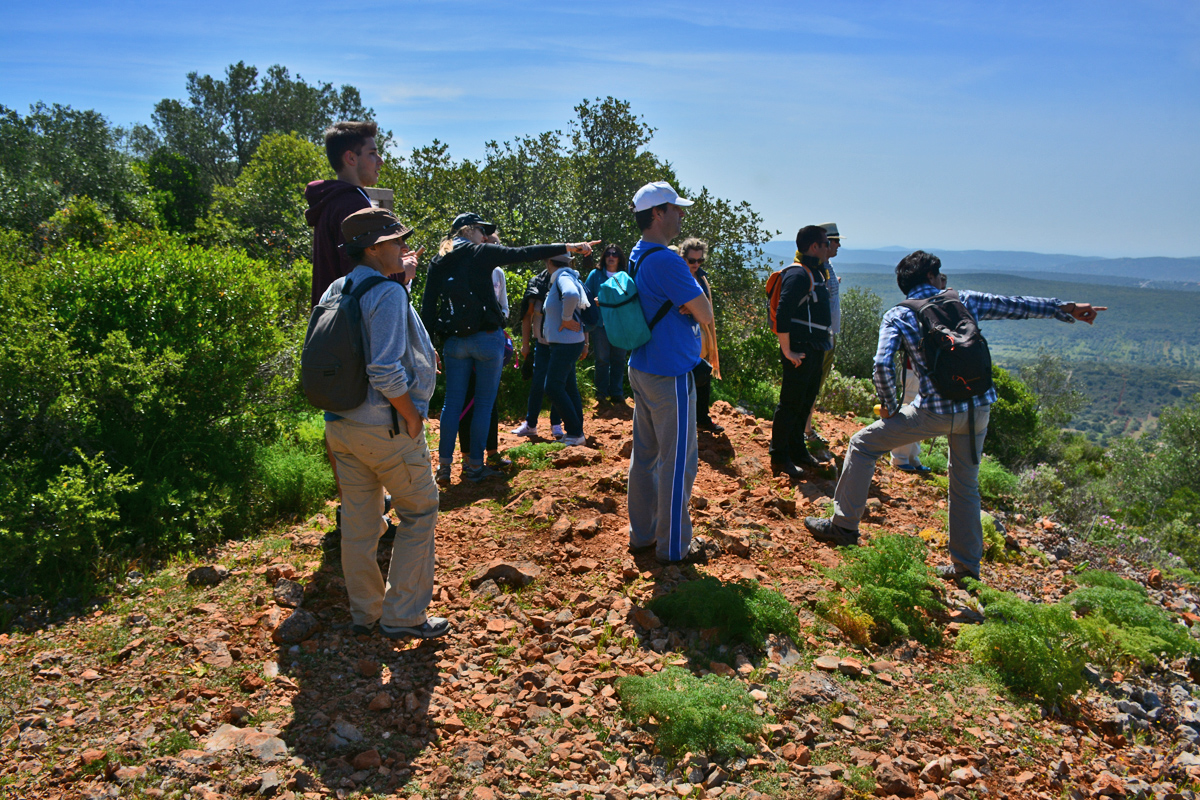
left=626, top=181, right=715, bottom=565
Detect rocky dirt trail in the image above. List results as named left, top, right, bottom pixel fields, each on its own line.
left=4, top=401, right=1200, bottom=800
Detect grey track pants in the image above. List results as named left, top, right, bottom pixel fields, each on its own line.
left=832, top=403, right=990, bottom=576
left=627, top=367, right=698, bottom=562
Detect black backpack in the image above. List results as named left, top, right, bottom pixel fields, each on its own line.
left=899, top=289, right=992, bottom=462
left=516, top=270, right=553, bottom=340
left=433, top=258, right=503, bottom=339
left=301, top=274, right=391, bottom=412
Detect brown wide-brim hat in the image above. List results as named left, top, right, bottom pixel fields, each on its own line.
left=340, top=207, right=413, bottom=249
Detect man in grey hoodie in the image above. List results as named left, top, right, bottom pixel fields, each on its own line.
left=319, top=208, right=447, bottom=640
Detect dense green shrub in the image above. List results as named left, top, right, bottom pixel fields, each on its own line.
left=617, top=666, right=762, bottom=759
left=957, top=586, right=1087, bottom=706
left=1066, top=584, right=1198, bottom=662
left=647, top=577, right=801, bottom=648
left=837, top=286, right=883, bottom=380
left=0, top=229, right=295, bottom=598
left=819, top=534, right=943, bottom=646
left=816, top=368, right=876, bottom=418
left=987, top=366, right=1043, bottom=469
left=255, top=414, right=335, bottom=518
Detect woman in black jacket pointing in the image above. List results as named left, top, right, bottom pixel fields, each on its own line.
left=421, top=212, right=598, bottom=485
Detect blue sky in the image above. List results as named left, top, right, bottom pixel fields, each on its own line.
left=3, top=1, right=1198, bottom=257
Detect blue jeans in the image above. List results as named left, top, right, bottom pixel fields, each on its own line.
left=440, top=330, right=505, bottom=462
left=591, top=326, right=627, bottom=399
left=525, top=342, right=562, bottom=428
left=544, top=342, right=585, bottom=437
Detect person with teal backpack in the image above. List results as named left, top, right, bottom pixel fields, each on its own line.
left=596, top=246, right=674, bottom=351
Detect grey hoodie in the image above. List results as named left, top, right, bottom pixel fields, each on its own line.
left=319, top=265, right=438, bottom=424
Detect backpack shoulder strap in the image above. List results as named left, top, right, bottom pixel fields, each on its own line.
left=629, top=245, right=667, bottom=277
left=348, top=273, right=389, bottom=301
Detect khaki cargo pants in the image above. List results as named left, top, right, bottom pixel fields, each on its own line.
left=325, top=418, right=439, bottom=628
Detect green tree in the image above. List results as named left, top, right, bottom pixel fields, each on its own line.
left=1018, top=348, right=1088, bottom=428
left=837, top=286, right=884, bottom=380
left=142, top=61, right=376, bottom=187
left=144, top=150, right=208, bottom=232
left=198, top=132, right=333, bottom=264
left=987, top=365, right=1043, bottom=469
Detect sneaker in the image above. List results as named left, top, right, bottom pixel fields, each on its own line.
left=792, top=449, right=825, bottom=468
left=351, top=621, right=378, bottom=636
left=381, top=617, right=451, bottom=640
left=805, top=430, right=829, bottom=447
left=804, top=517, right=860, bottom=547
left=655, top=535, right=713, bottom=566
left=487, top=452, right=513, bottom=467
left=771, top=460, right=804, bottom=480
left=896, top=462, right=933, bottom=475
left=561, top=434, right=587, bottom=447
left=464, top=463, right=502, bottom=483
left=935, top=563, right=980, bottom=590
left=511, top=420, right=538, bottom=437
left=551, top=424, right=565, bottom=439
left=628, top=542, right=656, bottom=555
left=698, top=419, right=725, bottom=434
left=435, top=464, right=452, bottom=486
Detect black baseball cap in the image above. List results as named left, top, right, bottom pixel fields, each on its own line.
left=450, top=212, right=497, bottom=235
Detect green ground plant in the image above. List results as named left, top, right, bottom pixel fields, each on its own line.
left=617, top=666, right=762, bottom=760
left=503, top=441, right=566, bottom=471
left=646, top=577, right=801, bottom=648
left=1066, top=574, right=1199, bottom=669
left=981, top=513, right=1015, bottom=563
left=957, top=584, right=1086, bottom=706
left=818, top=534, right=943, bottom=646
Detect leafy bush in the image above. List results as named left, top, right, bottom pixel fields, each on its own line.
left=617, top=666, right=762, bottom=759
left=503, top=441, right=565, bottom=471
left=819, top=534, right=943, bottom=646
left=987, top=366, right=1044, bottom=469
left=1082, top=515, right=1187, bottom=572
left=836, top=286, right=883, bottom=380
left=978, top=457, right=1019, bottom=501
left=255, top=414, right=335, bottom=518
left=1066, top=584, right=1198, bottom=662
left=1074, top=569, right=1146, bottom=596
left=816, top=368, right=877, bottom=418
left=981, top=513, right=1013, bottom=563
left=0, top=229, right=295, bottom=598
left=957, top=586, right=1087, bottom=706
left=647, top=577, right=801, bottom=648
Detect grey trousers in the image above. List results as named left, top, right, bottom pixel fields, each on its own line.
left=628, top=367, right=698, bottom=562
left=832, top=404, right=990, bottom=576
left=326, top=418, right=440, bottom=628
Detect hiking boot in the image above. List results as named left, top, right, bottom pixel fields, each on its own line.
left=804, top=517, right=860, bottom=547
left=771, top=460, right=804, bottom=480
left=435, top=464, right=452, bottom=486
left=655, top=535, right=714, bottom=566
left=698, top=419, right=725, bottom=434
left=351, top=621, right=378, bottom=636
left=561, top=434, right=587, bottom=447
left=511, top=420, right=538, bottom=437
left=381, top=617, right=451, bottom=640
left=935, top=564, right=980, bottom=590
left=551, top=424, right=565, bottom=439
left=628, top=542, right=656, bottom=555
left=487, top=451, right=512, bottom=467
left=793, top=449, right=825, bottom=468
left=464, top=464, right=502, bottom=483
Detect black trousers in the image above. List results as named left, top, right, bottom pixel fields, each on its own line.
left=693, top=359, right=714, bottom=425
left=769, top=345, right=825, bottom=463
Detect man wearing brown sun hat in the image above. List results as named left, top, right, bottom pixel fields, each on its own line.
left=314, top=207, right=448, bottom=641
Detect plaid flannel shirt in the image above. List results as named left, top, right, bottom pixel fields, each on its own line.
left=874, top=283, right=1074, bottom=415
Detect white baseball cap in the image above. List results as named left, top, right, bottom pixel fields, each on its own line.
left=631, top=181, right=694, bottom=213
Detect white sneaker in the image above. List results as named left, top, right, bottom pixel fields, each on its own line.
left=551, top=424, right=565, bottom=439
left=511, top=420, right=538, bottom=437
left=561, top=435, right=587, bottom=447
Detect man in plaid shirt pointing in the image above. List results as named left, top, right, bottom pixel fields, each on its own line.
left=805, top=250, right=1104, bottom=586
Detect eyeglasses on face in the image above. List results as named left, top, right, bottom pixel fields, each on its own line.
left=686, top=257, right=705, bottom=266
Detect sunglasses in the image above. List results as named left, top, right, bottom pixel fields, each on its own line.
left=686, top=257, right=705, bottom=266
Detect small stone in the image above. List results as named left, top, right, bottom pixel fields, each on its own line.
left=552, top=516, right=574, bottom=542
left=949, top=766, right=978, bottom=785
left=257, top=769, right=282, bottom=796
left=576, top=517, right=602, bottom=537
left=571, top=558, right=599, bottom=574
left=272, top=579, right=304, bottom=608
left=814, top=655, right=841, bottom=672
left=838, top=657, right=863, bottom=677
left=708, top=661, right=736, bottom=677
left=80, top=748, right=107, bottom=766
left=632, top=607, right=662, bottom=630
left=368, top=692, right=392, bottom=711
left=356, top=658, right=379, bottom=677
left=114, top=765, right=146, bottom=782
left=80, top=669, right=102, bottom=682
left=1091, top=770, right=1125, bottom=798
left=813, top=783, right=844, bottom=800
left=352, top=749, right=381, bottom=770
left=333, top=719, right=363, bottom=742
left=470, top=559, right=542, bottom=589
left=874, top=761, right=915, bottom=796
left=271, top=609, right=318, bottom=644
left=1148, top=569, right=1163, bottom=589
left=474, top=578, right=500, bottom=599
left=831, top=715, right=857, bottom=732
left=186, top=565, right=229, bottom=587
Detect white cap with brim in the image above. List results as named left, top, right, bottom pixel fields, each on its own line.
left=631, top=181, right=694, bottom=213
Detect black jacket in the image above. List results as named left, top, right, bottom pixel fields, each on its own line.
left=777, top=261, right=833, bottom=350
left=421, top=241, right=568, bottom=339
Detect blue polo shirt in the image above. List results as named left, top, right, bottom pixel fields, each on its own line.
left=627, top=240, right=704, bottom=377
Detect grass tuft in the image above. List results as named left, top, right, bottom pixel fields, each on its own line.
left=503, top=441, right=565, bottom=471
left=617, top=666, right=762, bottom=759
left=646, top=577, right=801, bottom=648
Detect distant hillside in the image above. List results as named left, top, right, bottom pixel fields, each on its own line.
left=760, top=242, right=1200, bottom=284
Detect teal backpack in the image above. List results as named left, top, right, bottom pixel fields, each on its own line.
left=596, top=246, right=672, bottom=351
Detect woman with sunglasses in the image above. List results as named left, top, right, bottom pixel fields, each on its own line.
left=678, top=238, right=723, bottom=433
left=583, top=244, right=630, bottom=407
left=421, top=212, right=598, bottom=485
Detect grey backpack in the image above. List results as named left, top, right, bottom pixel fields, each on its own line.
left=301, top=274, right=391, bottom=412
